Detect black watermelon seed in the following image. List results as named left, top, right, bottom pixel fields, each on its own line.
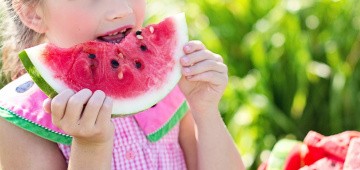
left=140, top=45, right=147, bottom=51
left=111, top=60, right=120, bottom=68
left=151, top=104, right=157, bottom=108
left=88, top=53, right=96, bottom=59
left=136, top=30, right=142, bottom=35
left=135, top=61, right=142, bottom=69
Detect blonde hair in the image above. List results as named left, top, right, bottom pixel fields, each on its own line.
left=1, top=0, right=44, bottom=82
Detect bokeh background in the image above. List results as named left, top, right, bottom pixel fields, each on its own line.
left=2, top=0, right=360, bottom=169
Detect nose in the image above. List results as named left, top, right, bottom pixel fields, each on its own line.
left=106, top=1, right=133, bottom=20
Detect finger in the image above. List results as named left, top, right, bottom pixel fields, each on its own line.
left=183, top=40, right=206, bottom=54
left=79, top=90, right=106, bottom=127
left=186, top=71, right=228, bottom=86
left=62, top=89, right=93, bottom=124
left=51, top=89, right=75, bottom=122
left=42, top=98, right=52, bottom=113
left=95, top=97, right=113, bottom=126
left=181, top=50, right=223, bottom=67
left=182, top=60, right=228, bottom=77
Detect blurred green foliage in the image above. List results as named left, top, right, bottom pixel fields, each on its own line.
left=148, top=0, right=360, bottom=169
left=1, top=0, right=360, bottom=169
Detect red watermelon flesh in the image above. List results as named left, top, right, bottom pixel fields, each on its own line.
left=19, top=13, right=188, bottom=115
left=283, top=143, right=303, bottom=170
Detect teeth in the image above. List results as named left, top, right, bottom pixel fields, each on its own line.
left=99, top=28, right=131, bottom=44
left=109, top=32, right=119, bottom=36
left=108, top=29, right=128, bottom=36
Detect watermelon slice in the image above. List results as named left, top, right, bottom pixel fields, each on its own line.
left=18, top=13, right=188, bottom=116
left=261, top=131, right=360, bottom=170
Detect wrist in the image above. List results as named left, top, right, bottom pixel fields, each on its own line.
left=190, top=108, right=223, bottom=126
left=72, top=137, right=114, bottom=150
left=69, top=137, right=113, bottom=170
left=187, top=103, right=219, bottom=115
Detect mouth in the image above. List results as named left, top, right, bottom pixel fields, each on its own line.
left=97, top=26, right=133, bottom=44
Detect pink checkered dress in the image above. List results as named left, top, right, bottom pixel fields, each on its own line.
left=58, top=116, right=187, bottom=170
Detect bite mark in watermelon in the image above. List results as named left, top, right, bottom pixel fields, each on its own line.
left=19, top=13, right=188, bottom=116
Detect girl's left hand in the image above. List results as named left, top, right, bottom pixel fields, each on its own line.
left=178, top=40, right=228, bottom=113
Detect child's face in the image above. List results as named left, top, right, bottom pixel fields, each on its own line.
left=40, top=0, right=146, bottom=48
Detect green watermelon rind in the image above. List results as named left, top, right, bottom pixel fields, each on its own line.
left=0, top=106, right=72, bottom=145
left=19, top=50, right=58, bottom=98
left=267, top=139, right=301, bottom=170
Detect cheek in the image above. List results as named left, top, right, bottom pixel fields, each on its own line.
left=44, top=8, right=99, bottom=47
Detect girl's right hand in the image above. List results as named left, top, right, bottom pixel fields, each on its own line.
left=43, top=89, right=114, bottom=145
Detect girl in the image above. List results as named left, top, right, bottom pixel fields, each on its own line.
left=0, top=0, right=245, bottom=169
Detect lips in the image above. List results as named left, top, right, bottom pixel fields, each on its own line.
left=98, top=26, right=133, bottom=44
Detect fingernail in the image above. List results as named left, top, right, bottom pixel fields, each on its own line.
left=184, top=45, right=191, bottom=52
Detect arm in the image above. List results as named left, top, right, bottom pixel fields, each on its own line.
left=180, top=110, right=245, bottom=170
left=179, top=111, right=198, bottom=170
left=192, top=109, right=244, bottom=170
left=178, top=40, right=245, bottom=170
left=0, top=118, right=67, bottom=170
left=69, top=139, right=113, bottom=170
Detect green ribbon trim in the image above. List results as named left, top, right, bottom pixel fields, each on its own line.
left=19, top=50, right=58, bottom=98
left=147, top=101, right=189, bottom=142
left=0, top=106, right=72, bottom=145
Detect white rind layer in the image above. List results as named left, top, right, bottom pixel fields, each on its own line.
left=24, top=13, right=188, bottom=115
left=26, top=43, right=70, bottom=94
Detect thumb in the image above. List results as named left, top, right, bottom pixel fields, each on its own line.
left=42, top=98, right=52, bottom=113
